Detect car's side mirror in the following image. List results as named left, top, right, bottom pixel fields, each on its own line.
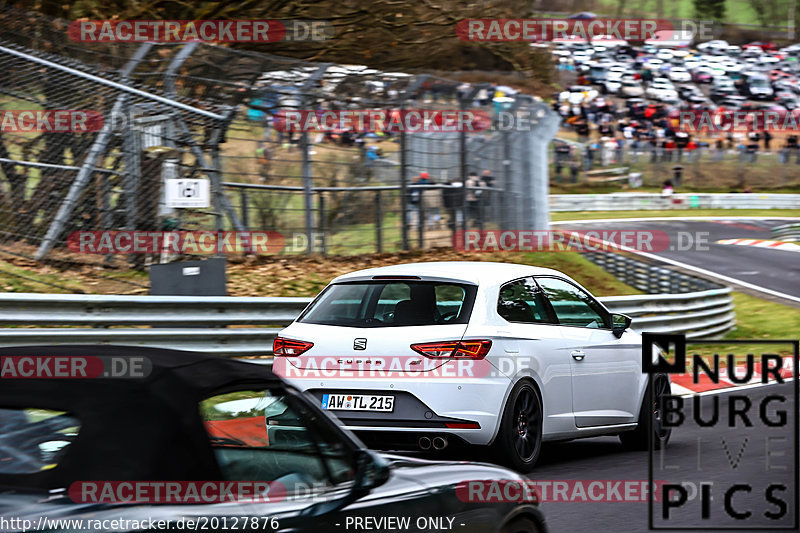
left=300, top=449, right=391, bottom=517
left=611, top=313, right=632, bottom=338
left=352, top=449, right=391, bottom=495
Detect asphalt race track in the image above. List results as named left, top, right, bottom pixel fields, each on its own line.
left=553, top=218, right=800, bottom=302
left=532, top=382, right=798, bottom=532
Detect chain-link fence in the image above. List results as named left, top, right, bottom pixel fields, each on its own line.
left=0, top=4, right=561, bottom=288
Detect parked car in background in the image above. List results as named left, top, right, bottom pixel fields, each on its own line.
left=697, top=40, right=730, bottom=53
left=677, top=83, right=703, bottom=100
left=619, top=79, right=645, bottom=98
left=667, top=67, right=691, bottom=82
left=776, top=91, right=798, bottom=110
left=739, top=72, right=774, bottom=99
left=646, top=78, right=679, bottom=101
left=744, top=41, right=777, bottom=52
left=691, top=67, right=714, bottom=83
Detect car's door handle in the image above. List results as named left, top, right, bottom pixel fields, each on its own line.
left=571, top=350, right=586, bottom=361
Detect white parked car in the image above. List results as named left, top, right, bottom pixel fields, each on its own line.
left=655, top=48, right=674, bottom=61
left=572, top=50, right=593, bottom=64
left=667, top=67, right=691, bottom=82
left=603, top=79, right=622, bottom=94
left=646, top=79, right=678, bottom=101
left=697, top=40, right=729, bottom=52
left=619, top=79, right=645, bottom=97
left=275, top=262, right=671, bottom=472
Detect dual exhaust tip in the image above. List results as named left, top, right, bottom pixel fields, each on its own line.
left=418, top=436, right=448, bottom=450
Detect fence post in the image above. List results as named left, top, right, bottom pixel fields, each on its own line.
left=399, top=104, right=409, bottom=251
left=375, top=191, right=383, bottom=253
left=122, top=100, right=141, bottom=231
left=301, top=129, right=314, bottom=255
left=317, top=192, right=326, bottom=255
left=210, top=146, right=224, bottom=233
left=418, top=188, right=425, bottom=249
left=528, top=104, right=560, bottom=231
left=502, top=130, right=516, bottom=229
left=239, top=188, right=249, bottom=230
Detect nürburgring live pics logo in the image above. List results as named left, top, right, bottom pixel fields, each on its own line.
left=642, top=333, right=798, bottom=530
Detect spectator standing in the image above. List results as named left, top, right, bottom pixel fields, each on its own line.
left=421, top=177, right=443, bottom=230
left=481, top=169, right=495, bottom=188
left=569, top=161, right=580, bottom=183
left=575, top=119, right=590, bottom=141
left=443, top=178, right=463, bottom=231
left=408, top=171, right=431, bottom=228
left=465, top=172, right=484, bottom=230
left=554, top=142, right=571, bottom=180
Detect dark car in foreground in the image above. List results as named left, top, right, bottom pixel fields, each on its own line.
left=0, top=346, right=545, bottom=533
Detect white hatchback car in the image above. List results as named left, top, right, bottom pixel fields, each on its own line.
left=274, top=262, right=671, bottom=472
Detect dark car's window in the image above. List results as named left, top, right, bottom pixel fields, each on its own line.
left=298, top=281, right=477, bottom=327
left=536, top=277, right=610, bottom=329
left=0, top=408, right=80, bottom=474
left=497, top=277, right=555, bottom=324
left=201, top=389, right=354, bottom=493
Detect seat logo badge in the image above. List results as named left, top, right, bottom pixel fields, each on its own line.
left=353, top=338, right=367, bottom=350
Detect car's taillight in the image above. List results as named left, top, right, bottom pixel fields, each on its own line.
left=445, top=422, right=481, bottom=429
left=273, top=337, right=314, bottom=357
left=410, top=340, right=492, bottom=359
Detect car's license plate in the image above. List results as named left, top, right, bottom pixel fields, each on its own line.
left=321, top=393, right=394, bottom=412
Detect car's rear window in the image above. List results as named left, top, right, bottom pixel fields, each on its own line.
left=0, top=408, right=80, bottom=474
left=298, top=281, right=477, bottom=327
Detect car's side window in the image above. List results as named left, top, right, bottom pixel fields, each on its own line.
left=200, top=389, right=355, bottom=493
left=497, top=277, right=555, bottom=324
left=535, top=277, right=610, bottom=329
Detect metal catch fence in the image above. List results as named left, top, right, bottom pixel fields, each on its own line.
left=0, top=4, right=564, bottom=291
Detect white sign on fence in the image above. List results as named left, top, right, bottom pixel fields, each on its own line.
left=165, top=178, right=210, bottom=208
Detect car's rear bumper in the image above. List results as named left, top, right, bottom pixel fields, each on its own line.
left=285, top=375, right=511, bottom=445
left=354, top=429, right=473, bottom=450
left=306, top=388, right=481, bottom=429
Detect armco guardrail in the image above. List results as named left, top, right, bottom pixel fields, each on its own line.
left=0, top=328, right=280, bottom=356
left=772, top=223, right=800, bottom=241
left=0, top=294, right=310, bottom=326
left=582, top=251, right=722, bottom=294
left=550, top=193, right=800, bottom=212
left=601, top=288, right=735, bottom=340
left=581, top=251, right=735, bottom=338
left=0, top=288, right=735, bottom=355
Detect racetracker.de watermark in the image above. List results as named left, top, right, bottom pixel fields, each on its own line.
left=273, top=355, right=495, bottom=379
left=455, top=480, right=667, bottom=503
left=0, top=110, right=103, bottom=133
left=67, top=231, right=285, bottom=255
left=456, top=18, right=718, bottom=42
left=453, top=230, right=709, bottom=253
left=0, top=355, right=150, bottom=379
left=69, top=481, right=286, bottom=503
left=272, top=109, right=492, bottom=133
left=678, top=110, right=800, bottom=133
left=68, top=20, right=332, bottom=43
